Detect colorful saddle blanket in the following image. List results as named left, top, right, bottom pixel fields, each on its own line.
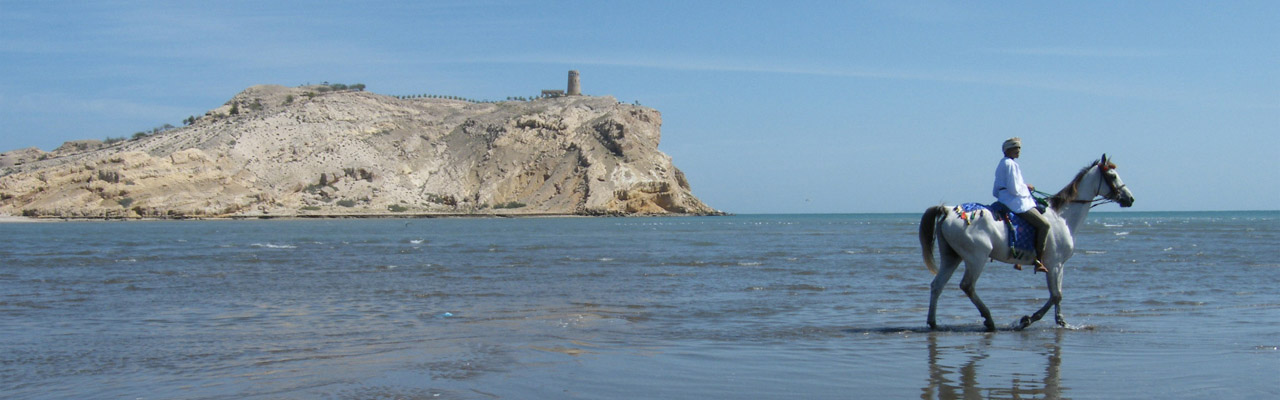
left=956, top=202, right=1037, bottom=259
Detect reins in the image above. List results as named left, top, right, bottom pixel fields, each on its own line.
left=1037, top=162, right=1126, bottom=209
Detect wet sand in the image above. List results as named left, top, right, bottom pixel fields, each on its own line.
left=0, top=216, right=42, bottom=223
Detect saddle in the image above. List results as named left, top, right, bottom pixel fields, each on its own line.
left=955, top=202, right=1038, bottom=260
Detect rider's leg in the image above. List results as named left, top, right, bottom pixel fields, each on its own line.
left=1018, top=209, right=1051, bottom=273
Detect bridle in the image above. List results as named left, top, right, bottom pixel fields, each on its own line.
left=1073, top=161, right=1127, bottom=208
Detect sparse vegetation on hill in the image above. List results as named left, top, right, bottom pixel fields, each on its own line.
left=313, top=82, right=365, bottom=92
left=130, top=124, right=177, bottom=141
left=493, top=201, right=526, bottom=209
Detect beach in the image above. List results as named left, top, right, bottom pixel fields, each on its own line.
left=0, top=216, right=42, bottom=223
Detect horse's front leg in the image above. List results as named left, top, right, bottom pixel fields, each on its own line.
left=1017, top=299, right=1056, bottom=330
left=1016, top=264, right=1064, bottom=330
left=1052, top=268, right=1067, bottom=327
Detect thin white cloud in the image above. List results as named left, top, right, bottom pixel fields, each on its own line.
left=463, top=53, right=1188, bottom=102
left=984, top=46, right=1172, bottom=58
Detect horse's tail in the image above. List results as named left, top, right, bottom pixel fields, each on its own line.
left=919, top=205, right=948, bottom=275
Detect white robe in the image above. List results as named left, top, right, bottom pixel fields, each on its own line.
left=993, top=157, right=1036, bottom=213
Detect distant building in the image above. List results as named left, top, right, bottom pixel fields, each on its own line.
left=567, top=70, right=581, bottom=95
left=541, top=70, right=581, bottom=98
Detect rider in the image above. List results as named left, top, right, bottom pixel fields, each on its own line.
left=994, top=137, right=1050, bottom=273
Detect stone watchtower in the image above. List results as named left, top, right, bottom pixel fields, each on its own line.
left=567, top=70, right=581, bottom=96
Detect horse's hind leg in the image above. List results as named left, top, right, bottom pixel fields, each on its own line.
left=959, top=258, right=996, bottom=332
left=927, top=246, right=962, bottom=330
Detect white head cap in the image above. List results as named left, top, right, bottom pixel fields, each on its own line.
left=1002, top=137, right=1022, bottom=152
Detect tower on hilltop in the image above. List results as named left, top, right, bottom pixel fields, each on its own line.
left=567, top=70, right=581, bottom=96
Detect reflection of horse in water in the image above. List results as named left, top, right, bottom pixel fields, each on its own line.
left=920, top=155, right=1135, bottom=331
left=922, top=331, right=1065, bottom=399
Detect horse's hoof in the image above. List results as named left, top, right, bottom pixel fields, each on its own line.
left=1014, top=315, right=1032, bottom=330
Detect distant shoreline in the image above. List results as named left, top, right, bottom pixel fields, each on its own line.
left=0, top=212, right=725, bottom=223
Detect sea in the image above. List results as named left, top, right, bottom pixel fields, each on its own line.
left=1, top=212, right=1276, bottom=399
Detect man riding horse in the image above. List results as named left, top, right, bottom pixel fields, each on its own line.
left=994, top=137, right=1049, bottom=273
left=921, top=141, right=1136, bottom=331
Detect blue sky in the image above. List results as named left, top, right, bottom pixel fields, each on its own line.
left=1, top=1, right=1276, bottom=212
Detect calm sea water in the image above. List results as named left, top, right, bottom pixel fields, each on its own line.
left=1, top=212, right=1276, bottom=399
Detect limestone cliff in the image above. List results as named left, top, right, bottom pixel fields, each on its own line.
left=0, top=85, right=720, bottom=218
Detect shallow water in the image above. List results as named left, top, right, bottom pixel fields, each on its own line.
left=1, top=212, right=1276, bottom=399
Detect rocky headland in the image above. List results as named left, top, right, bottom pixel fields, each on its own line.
left=0, top=85, right=719, bottom=218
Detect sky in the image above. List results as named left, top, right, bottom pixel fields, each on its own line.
left=1, top=1, right=1276, bottom=213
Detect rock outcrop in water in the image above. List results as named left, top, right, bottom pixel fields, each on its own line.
left=0, top=85, right=719, bottom=218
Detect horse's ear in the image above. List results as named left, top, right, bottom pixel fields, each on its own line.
left=1101, top=153, right=1108, bottom=165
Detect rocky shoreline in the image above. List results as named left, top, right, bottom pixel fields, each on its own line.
left=1, top=84, right=720, bottom=218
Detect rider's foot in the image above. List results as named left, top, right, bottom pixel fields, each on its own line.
left=1013, top=264, right=1023, bottom=271
left=1034, top=260, right=1047, bottom=273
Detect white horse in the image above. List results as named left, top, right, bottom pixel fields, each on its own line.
left=919, top=154, right=1135, bottom=331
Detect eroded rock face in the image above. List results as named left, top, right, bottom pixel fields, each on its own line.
left=0, top=85, right=720, bottom=218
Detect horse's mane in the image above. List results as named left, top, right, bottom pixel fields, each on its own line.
left=1048, top=159, right=1114, bottom=210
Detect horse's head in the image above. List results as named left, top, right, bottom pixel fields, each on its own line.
left=1093, top=154, right=1135, bottom=208
left=1053, top=154, right=1136, bottom=209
